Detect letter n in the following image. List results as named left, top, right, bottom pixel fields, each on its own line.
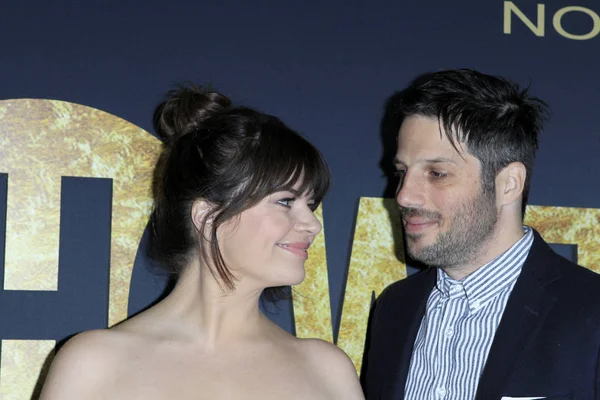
left=504, top=1, right=545, bottom=36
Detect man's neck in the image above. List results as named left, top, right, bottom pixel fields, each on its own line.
left=442, top=224, right=526, bottom=281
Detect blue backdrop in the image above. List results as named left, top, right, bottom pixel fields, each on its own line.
left=1, top=0, right=599, bottom=396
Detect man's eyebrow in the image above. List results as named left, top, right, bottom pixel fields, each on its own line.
left=424, top=157, right=458, bottom=165
left=393, top=157, right=458, bottom=166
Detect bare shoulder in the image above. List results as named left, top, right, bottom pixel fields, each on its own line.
left=298, top=338, right=350, bottom=363
left=297, top=338, right=365, bottom=399
left=299, top=338, right=357, bottom=376
left=48, top=329, right=126, bottom=377
left=39, top=329, right=129, bottom=399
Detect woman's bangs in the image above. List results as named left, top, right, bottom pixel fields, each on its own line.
left=244, top=124, right=330, bottom=204
left=271, top=143, right=330, bottom=203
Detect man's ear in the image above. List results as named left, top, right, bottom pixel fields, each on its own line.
left=495, top=162, right=526, bottom=207
left=191, top=199, right=212, bottom=234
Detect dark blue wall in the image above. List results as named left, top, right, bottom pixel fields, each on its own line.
left=1, top=0, right=599, bottom=347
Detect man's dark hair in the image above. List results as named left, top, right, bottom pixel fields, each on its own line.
left=397, top=68, right=548, bottom=216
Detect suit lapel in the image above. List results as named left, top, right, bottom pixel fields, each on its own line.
left=475, top=231, right=562, bottom=400
left=382, top=268, right=435, bottom=399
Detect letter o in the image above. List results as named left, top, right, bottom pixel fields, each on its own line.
left=553, top=6, right=600, bottom=40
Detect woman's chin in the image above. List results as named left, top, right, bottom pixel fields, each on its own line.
left=274, top=268, right=306, bottom=288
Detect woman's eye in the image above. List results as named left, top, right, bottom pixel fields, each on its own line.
left=277, top=198, right=295, bottom=207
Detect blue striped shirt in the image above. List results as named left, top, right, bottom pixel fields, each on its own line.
left=404, top=227, right=534, bottom=400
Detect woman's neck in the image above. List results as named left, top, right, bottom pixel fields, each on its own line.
left=156, top=260, right=268, bottom=348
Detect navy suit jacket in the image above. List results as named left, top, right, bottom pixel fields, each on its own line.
left=361, top=230, right=600, bottom=400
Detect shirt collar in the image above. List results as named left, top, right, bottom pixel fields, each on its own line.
left=435, top=226, right=534, bottom=309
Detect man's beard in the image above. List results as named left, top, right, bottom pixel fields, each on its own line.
left=401, top=188, right=498, bottom=269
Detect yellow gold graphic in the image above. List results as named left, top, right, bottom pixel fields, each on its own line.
left=525, top=205, right=600, bottom=272
left=292, top=206, right=333, bottom=342
left=0, top=340, right=55, bottom=400
left=337, top=197, right=407, bottom=371
left=0, top=99, right=161, bottom=327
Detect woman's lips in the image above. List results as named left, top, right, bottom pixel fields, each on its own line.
left=276, top=242, right=310, bottom=259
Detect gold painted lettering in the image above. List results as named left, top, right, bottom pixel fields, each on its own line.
left=337, top=198, right=407, bottom=371
left=524, top=205, right=600, bottom=271
left=0, top=340, right=55, bottom=400
left=504, top=1, right=546, bottom=36
left=0, top=99, right=160, bottom=399
left=0, top=99, right=161, bottom=326
left=553, top=6, right=600, bottom=40
left=292, top=206, right=333, bottom=342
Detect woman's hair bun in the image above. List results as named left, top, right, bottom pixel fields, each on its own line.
left=154, top=84, right=232, bottom=142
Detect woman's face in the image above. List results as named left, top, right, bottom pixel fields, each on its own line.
left=216, top=182, right=322, bottom=290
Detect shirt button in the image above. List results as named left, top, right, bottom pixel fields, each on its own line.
left=471, top=300, right=481, bottom=311
left=445, top=327, right=454, bottom=338
left=436, top=387, right=447, bottom=398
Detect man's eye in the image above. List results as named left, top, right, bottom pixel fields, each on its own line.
left=430, top=170, right=447, bottom=178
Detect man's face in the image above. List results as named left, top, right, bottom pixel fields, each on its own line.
left=394, top=115, right=498, bottom=269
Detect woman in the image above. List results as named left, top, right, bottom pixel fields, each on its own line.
left=39, top=85, right=365, bottom=399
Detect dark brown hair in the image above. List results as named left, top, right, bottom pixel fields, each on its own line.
left=396, top=69, right=548, bottom=216
left=149, top=84, right=330, bottom=299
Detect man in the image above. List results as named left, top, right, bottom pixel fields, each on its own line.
left=361, top=69, right=600, bottom=400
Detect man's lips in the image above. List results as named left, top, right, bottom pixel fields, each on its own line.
left=276, top=242, right=310, bottom=259
left=403, top=218, right=438, bottom=232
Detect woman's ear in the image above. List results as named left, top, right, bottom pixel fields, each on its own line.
left=191, top=199, right=212, bottom=234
